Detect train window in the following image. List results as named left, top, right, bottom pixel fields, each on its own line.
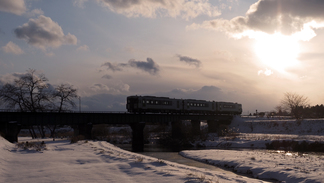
left=151, top=101, right=154, bottom=104
left=143, top=100, right=145, bottom=104
left=147, top=101, right=149, bottom=104
left=156, top=101, right=158, bottom=104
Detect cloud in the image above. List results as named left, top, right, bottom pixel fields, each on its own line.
left=81, top=93, right=127, bottom=111
left=25, top=8, right=44, bottom=17
left=258, top=68, right=273, bottom=76
left=188, top=0, right=324, bottom=40
left=0, top=0, right=26, bottom=15
left=90, top=83, right=110, bottom=92
left=73, top=0, right=88, bottom=8
left=14, top=15, right=77, bottom=50
left=101, top=62, right=125, bottom=72
left=214, top=50, right=235, bottom=61
left=128, top=58, right=160, bottom=75
left=77, top=45, right=89, bottom=51
left=124, top=46, right=135, bottom=53
left=101, top=58, right=160, bottom=75
left=161, top=86, right=224, bottom=100
left=2, top=41, right=24, bottom=55
left=102, top=74, right=113, bottom=79
left=176, top=54, right=201, bottom=68
left=96, top=0, right=221, bottom=20
left=88, top=82, right=129, bottom=95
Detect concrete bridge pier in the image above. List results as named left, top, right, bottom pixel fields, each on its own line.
left=0, top=121, right=21, bottom=143
left=130, top=122, right=146, bottom=152
left=74, top=123, right=93, bottom=139
left=191, top=120, right=200, bottom=135
left=207, top=120, right=218, bottom=133
left=171, top=120, right=183, bottom=139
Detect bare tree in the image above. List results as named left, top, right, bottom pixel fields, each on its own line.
left=0, top=69, right=51, bottom=112
left=47, top=84, right=78, bottom=137
left=0, top=69, right=52, bottom=138
left=280, top=92, right=310, bottom=119
left=53, top=84, right=78, bottom=112
left=0, top=69, right=78, bottom=138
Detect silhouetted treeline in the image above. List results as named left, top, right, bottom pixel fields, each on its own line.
left=273, top=104, right=324, bottom=118
left=300, top=104, right=324, bottom=118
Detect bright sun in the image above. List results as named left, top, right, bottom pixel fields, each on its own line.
left=254, top=32, right=300, bottom=73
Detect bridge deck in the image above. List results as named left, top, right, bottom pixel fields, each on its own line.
left=0, top=112, right=233, bottom=127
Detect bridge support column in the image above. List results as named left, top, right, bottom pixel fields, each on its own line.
left=207, top=120, right=218, bottom=133
left=130, top=122, right=146, bottom=152
left=172, top=120, right=183, bottom=139
left=76, top=123, right=93, bottom=139
left=191, top=120, right=200, bottom=135
left=1, top=122, right=21, bottom=143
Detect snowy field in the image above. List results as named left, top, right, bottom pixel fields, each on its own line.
left=0, top=136, right=266, bottom=183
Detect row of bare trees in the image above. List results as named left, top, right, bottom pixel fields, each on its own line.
left=0, top=69, right=78, bottom=138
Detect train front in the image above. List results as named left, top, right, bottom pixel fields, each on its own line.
left=126, top=96, right=140, bottom=113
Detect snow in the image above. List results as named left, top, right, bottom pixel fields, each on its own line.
left=0, top=137, right=265, bottom=183
left=180, top=150, right=324, bottom=183
left=1, top=116, right=324, bottom=182
left=182, top=117, right=324, bottom=182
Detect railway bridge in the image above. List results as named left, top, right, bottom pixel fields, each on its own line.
left=0, top=111, right=234, bottom=151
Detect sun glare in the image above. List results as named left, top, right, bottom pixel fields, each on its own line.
left=254, top=33, right=300, bottom=73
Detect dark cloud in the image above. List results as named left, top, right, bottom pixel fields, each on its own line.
left=191, top=0, right=324, bottom=36
left=128, top=58, right=160, bottom=75
left=176, top=54, right=201, bottom=68
left=0, top=0, right=26, bottom=15
left=14, top=15, right=77, bottom=50
left=243, top=0, right=324, bottom=35
left=101, top=58, right=160, bottom=75
left=100, top=0, right=141, bottom=9
left=102, top=74, right=113, bottom=79
left=101, top=62, right=124, bottom=72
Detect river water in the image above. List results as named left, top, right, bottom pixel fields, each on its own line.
left=116, top=144, right=230, bottom=171
left=115, top=144, right=280, bottom=182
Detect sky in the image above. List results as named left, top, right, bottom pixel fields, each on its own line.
left=1, top=0, right=324, bottom=114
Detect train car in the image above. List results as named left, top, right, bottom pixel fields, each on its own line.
left=127, top=96, right=181, bottom=113
left=183, top=99, right=214, bottom=114
left=215, top=102, right=242, bottom=115
left=127, top=95, right=242, bottom=115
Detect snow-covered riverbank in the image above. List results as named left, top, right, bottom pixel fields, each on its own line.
left=0, top=137, right=266, bottom=183
left=180, top=149, right=324, bottom=183
left=2, top=117, right=324, bottom=182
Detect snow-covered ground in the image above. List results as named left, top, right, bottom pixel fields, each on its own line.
left=197, top=117, right=324, bottom=149
left=180, top=149, right=324, bottom=183
left=1, top=116, right=324, bottom=182
left=0, top=137, right=266, bottom=183
left=182, top=117, right=324, bottom=182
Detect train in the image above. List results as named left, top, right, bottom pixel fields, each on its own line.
left=126, top=95, right=242, bottom=115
